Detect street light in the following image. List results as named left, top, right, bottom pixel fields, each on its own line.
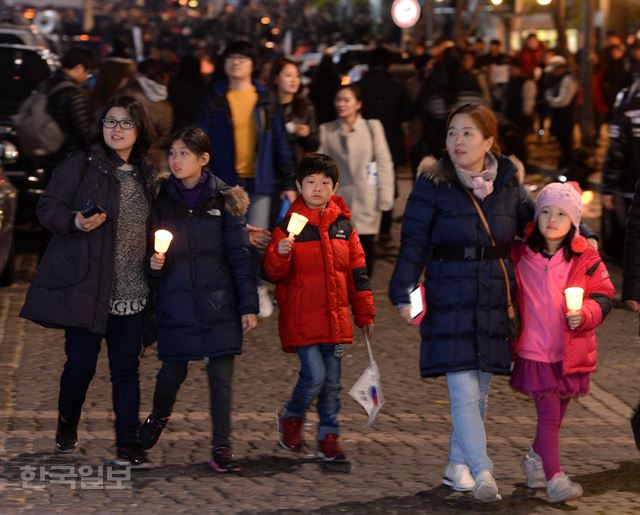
left=537, top=0, right=552, bottom=5
left=490, top=0, right=503, bottom=6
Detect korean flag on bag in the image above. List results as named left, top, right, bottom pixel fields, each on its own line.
left=348, top=335, right=384, bottom=426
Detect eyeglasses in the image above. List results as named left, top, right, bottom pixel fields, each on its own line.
left=102, top=118, right=136, bottom=130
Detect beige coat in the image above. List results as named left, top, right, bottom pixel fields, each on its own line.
left=319, top=116, right=394, bottom=235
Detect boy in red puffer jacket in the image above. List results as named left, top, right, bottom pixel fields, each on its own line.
left=263, top=153, right=375, bottom=462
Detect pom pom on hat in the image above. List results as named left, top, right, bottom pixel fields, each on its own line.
left=570, top=234, right=589, bottom=253
left=534, top=181, right=582, bottom=232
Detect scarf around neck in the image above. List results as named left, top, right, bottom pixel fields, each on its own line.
left=136, top=74, right=168, bottom=102
left=171, top=171, right=208, bottom=209
left=454, top=152, right=499, bottom=200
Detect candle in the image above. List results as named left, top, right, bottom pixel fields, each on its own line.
left=154, top=229, right=173, bottom=254
left=286, top=212, right=309, bottom=240
left=564, top=287, right=584, bottom=311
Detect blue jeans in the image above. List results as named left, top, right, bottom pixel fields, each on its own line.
left=285, top=344, right=342, bottom=440
left=59, top=312, right=145, bottom=449
left=247, top=190, right=271, bottom=286
left=446, top=370, right=493, bottom=477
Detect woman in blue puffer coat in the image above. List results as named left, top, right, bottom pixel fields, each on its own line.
left=138, top=127, right=258, bottom=474
left=390, top=103, right=532, bottom=502
left=391, top=104, right=595, bottom=501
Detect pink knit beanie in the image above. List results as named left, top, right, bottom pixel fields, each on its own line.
left=534, top=181, right=582, bottom=232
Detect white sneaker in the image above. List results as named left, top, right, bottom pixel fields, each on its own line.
left=522, top=448, right=546, bottom=488
left=257, top=285, right=273, bottom=318
left=442, top=463, right=475, bottom=492
left=546, top=472, right=583, bottom=503
left=473, top=470, right=502, bottom=502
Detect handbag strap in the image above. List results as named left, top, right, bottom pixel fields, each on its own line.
left=463, top=189, right=515, bottom=313
left=366, top=120, right=376, bottom=163
left=363, top=333, right=375, bottom=365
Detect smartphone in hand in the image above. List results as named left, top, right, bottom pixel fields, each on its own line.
left=410, top=284, right=427, bottom=325
left=81, top=204, right=108, bottom=219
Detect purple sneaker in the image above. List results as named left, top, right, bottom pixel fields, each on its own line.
left=209, top=446, right=241, bottom=474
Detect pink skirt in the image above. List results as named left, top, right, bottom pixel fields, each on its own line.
left=510, top=357, right=590, bottom=400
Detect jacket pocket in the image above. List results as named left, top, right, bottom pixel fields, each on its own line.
left=33, top=235, right=90, bottom=289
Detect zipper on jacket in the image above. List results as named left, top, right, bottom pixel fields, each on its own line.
left=186, top=208, right=206, bottom=345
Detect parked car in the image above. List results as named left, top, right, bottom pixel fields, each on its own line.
left=0, top=22, right=58, bottom=53
left=0, top=43, right=57, bottom=225
left=298, top=45, right=413, bottom=85
left=0, top=140, right=18, bottom=285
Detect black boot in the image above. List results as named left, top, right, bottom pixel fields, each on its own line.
left=55, top=415, right=78, bottom=453
left=139, top=413, right=169, bottom=450
left=113, top=443, right=152, bottom=470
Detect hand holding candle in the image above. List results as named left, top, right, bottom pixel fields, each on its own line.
left=151, top=230, right=173, bottom=271
left=154, top=230, right=173, bottom=254
left=286, top=212, right=309, bottom=241
left=565, top=287, right=584, bottom=330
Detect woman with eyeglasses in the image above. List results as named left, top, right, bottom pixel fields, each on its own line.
left=21, top=95, right=156, bottom=469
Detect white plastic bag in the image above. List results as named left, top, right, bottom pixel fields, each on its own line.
left=348, top=334, right=384, bottom=426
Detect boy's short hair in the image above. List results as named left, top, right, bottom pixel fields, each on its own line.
left=296, top=153, right=339, bottom=186
left=62, top=46, right=96, bottom=71
left=222, top=40, right=258, bottom=67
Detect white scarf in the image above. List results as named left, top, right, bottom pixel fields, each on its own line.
left=135, top=74, right=168, bottom=102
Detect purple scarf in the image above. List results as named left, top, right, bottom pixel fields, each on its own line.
left=171, top=172, right=208, bottom=209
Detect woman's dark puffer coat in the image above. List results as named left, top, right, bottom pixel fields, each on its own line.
left=152, top=172, right=258, bottom=361
left=389, top=154, right=534, bottom=378
left=20, top=144, right=154, bottom=334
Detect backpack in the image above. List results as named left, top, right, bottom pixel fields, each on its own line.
left=12, top=80, right=74, bottom=158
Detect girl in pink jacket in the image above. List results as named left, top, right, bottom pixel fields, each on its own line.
left=509, top=182, right=615, bottom=503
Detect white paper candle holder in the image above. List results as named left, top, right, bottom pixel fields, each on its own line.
left=286, top=213, right=309, bottom=240
left=154, top=229, right=174, bottom=254
left=564, top=287, right=584, bottom=311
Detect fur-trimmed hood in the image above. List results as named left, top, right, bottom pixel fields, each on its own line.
left=162, top=171, right=250, bottom=217
left=416, top=153, right=525, bottom=186
left=220, top=185, right=249, bottom=217
left=416, top=155, right=455, bottom=185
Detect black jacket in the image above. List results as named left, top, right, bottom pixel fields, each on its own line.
left=45, top=69, right=92, bottom=159
left=603, top=79, right=640, bottom=195
left=623, top=179, right=640, bottom=301
left=356, top=68, right=412, bottom=165
left=20, top=144, right=155, bottom=333
left=416, top=67, right=484, bottom=158
left=151, top=172, right=258, bottom=361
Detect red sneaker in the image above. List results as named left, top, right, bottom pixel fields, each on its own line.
left=316, top=434, right=346, bottom=462
left=276, top=408, right=303, bottom=452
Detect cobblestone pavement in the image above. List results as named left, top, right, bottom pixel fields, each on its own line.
left=1, top=136, right=639, bottom=514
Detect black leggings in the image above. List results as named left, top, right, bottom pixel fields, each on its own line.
left=152, top=356, right=235, bottom=448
